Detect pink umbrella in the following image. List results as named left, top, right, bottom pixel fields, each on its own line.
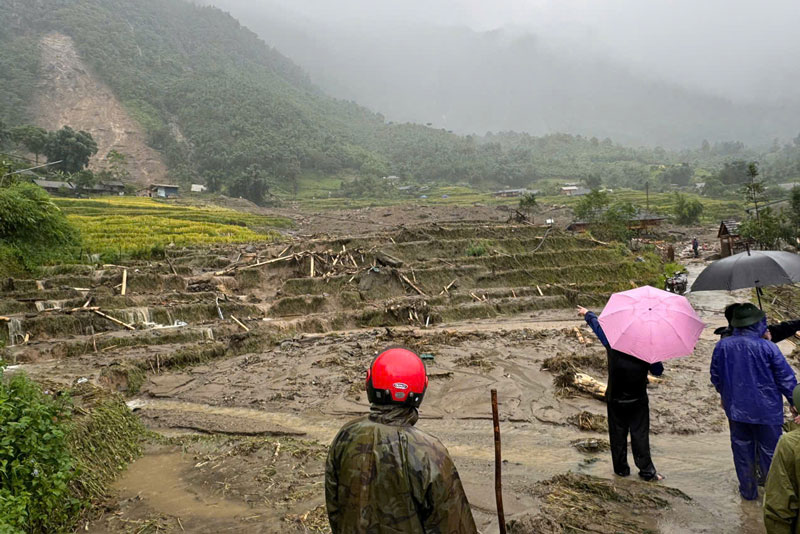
left=598, top=285, right=705, bottom=364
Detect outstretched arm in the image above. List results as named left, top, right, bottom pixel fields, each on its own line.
left=577, top=307, right=609, bottom=348
left=770, top=320, right=800, bottom=344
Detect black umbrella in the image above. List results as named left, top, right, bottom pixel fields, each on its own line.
left=690, top=250, right=800, bottom=308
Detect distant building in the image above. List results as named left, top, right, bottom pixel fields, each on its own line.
left=33, top=179, right=125, bottom=196
left=561, top=186, right=591, bottom=196
left=718, top=219, right=748, bottom=257
left=148, top=184, right=179, bottom=198
left=34, top=179, right=75, bottom=195
left=494, top=188, right=538, bottom=198
left=778, top=183, right=800, bottom=191
left=191, top=184, right=208, bottom=193
left=382, top=175, right=400, bottom=181
left=567, top=211, right=666, bottom=234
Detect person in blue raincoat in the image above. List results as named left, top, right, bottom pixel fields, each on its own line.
left=710, top=303, right=798, bottom=500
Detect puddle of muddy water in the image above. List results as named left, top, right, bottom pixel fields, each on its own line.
left=113, top=451, right=252, bottom=519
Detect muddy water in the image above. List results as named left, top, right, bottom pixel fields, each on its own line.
left=112, top=451, right=251, bottom=519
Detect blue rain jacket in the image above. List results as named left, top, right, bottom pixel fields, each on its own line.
left=710, top=318, right=797, bottom=426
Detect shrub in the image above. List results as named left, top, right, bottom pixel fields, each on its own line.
left=0, top=182, right=81, bottom=274
left=0, top=370, right=82, bottom=533
left=466, top=242, right=488, bottom=257
left=672, top=192, right=704, bottom=225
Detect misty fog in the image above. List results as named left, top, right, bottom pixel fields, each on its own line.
left=203, top=0, right=800, bottom=148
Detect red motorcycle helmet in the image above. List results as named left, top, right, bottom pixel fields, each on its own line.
left=366, top=347, right=428, bottom=407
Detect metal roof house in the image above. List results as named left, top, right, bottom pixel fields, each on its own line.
left=147, top=184, right=179, bottom=198
left=493, top=188, right=539, bottom=198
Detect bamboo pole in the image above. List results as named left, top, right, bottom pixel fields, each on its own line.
left=121, top=269, right=127, bottom=296
left=231, top=315, right=250, bottom=332
left=92, top=309, right=135, bottom=331
left=491, top=389, right=507, bottom=534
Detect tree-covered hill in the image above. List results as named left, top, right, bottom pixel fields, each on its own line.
left=1, top=0, right=798, bottom=203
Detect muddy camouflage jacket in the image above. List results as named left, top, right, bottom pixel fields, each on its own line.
left=765, top=429, right=800, bottom=534
left=325, top=405, right=478, bottom=534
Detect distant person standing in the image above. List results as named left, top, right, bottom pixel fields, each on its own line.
left=764, top=385, right=800, bottom=533
left=578, top=306, right=664, bottom=481
left=692, top=237, right=700, bottom=258
left=710, top=303, right=798, bottom=500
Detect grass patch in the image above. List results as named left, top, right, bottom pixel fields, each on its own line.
left=539, top=189, right=742, bottom=223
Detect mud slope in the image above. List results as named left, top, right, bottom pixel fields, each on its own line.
left=31, top=32, right=168, bottom=184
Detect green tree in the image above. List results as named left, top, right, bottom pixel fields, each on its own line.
left=716, top=160, right=750, bottom=185
left=672, top=192, right=704, bottom=225
left=10, top=125, right=48, bottom=164
left=43, top=127, right=98, bottom=173
left=738, top=208, right=791, bottom=249
left=104, top=149, right=130, bottom=182
left=70, top=169, right=97, bottom=193
left=742, top=162, right=764, bottom=222
left=227, top=165, right=272, bottom=206
left=593, top=201, right=637, bottom=242
left=790, top=186, right=800, bottom=234
left=573, top=189, right=610, bottom=221
left=583, top=174, right=602, bottom=190
left=661, top=163, right=693, bottom=186
left=0, top=119, right=10, bottom=147
left=518, top=192, right=537, bottom=216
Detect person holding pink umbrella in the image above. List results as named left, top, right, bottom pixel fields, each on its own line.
left=577, top=285, right=705, bottom=482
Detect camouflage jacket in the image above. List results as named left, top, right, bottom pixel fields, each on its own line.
left=325, top=405, right=478, bottom=534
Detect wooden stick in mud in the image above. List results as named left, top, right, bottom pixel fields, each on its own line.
left=399, top=273, right=427, bottom=296
left=121, top=269, right=127, bottom=296
left=231, top=315, right=250, bottom=332
left=491, top=389, right=507, bottom=534
left=91, top=309, right=135, bottom=331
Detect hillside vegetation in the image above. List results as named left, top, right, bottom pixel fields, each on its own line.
left=3, top=0, right=799, bottom=206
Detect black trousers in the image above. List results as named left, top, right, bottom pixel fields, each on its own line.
left=606, top=397, right=657, bottom=479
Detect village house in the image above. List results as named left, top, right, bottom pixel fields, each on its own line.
left=148, top=184, right=180, bottom=198
left=718, top=219, right=749, bottom=257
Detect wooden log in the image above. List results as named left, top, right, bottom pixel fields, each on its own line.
left=536, top=285, right=543, bottom=296
left=571, top=372, right=607, bottom=401
left=121, top=269, right=127, bottom=296
left=92, top=309, right=135, bottom=331
left=574, top=327, right=586, bottom=344
left=399, top=273, right=427, bottom=296
left=310, top=256, right=315, bottom=278
left=231, top=315, right=250, bottom=332
left=376, top=251, right=404, bottom=268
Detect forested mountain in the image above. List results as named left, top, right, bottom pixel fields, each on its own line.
left=206, top=0, right=800, bottom=149
left=1, top=0, right=798, bottom=201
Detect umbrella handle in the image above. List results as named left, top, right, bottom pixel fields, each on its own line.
left=757, top=287, right=763, bottom=310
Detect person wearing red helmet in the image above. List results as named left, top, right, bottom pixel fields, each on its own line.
left=325, top=347, right=478, bottom=534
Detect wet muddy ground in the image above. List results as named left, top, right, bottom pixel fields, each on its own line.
left=4, top=221, right=789, bottom=533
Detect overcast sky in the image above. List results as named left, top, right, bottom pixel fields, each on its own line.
left=238, top=0, right=800, bottom=103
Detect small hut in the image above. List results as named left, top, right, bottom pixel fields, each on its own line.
left=718, top=220, right=745, bottom=257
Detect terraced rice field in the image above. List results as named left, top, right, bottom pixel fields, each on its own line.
left=54, top=197, right=292, bottom=258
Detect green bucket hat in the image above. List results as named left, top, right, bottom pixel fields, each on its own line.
left=730, top=303, right=766, bottom=328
